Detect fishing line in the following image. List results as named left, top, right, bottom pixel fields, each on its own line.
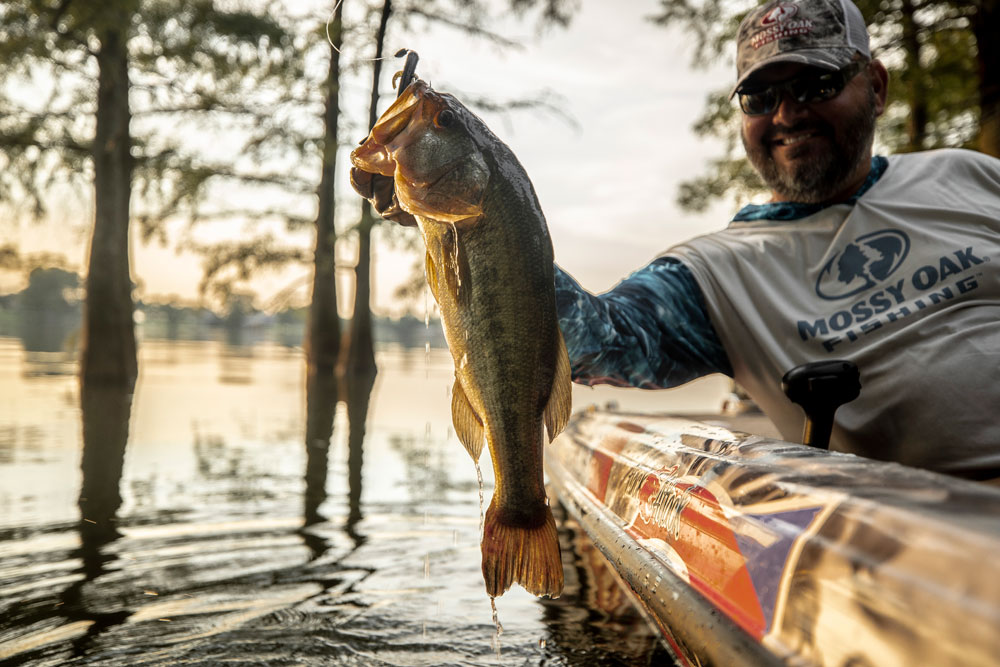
left=324, top=0, right=402, bottom=61
left=324, top=0, right=345, bottom=53
left=325, top=0, right=418, bottom=95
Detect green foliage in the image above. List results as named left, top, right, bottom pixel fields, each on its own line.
left=652, top=0, right=986, bottom=211
left=0, top=244, right=76, bottom=280
left=650, top=0, right=753, bottom=64
left=0, top=0, right=580, bottom=319
left=677, top=155, right=767, bottom=212
left=864, top=0, right=979, bottom=152
left=0, top=0, right=94, bottom=218
left=0, top=0, right=304, bottom=227
left=21, top=266, right=81, bottom=311
left=0, top=244, right=21, bottom=272
left=508, top=0, right=580, bottom=30
left=194, top=235, right=309, bottom=310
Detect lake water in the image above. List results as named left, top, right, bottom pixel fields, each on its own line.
left=0, top=335, right=730, bottom=665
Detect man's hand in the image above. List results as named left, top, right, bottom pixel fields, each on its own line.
left=350, top=168, right=418, bottom=227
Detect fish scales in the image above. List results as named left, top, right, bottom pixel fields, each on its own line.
left=429, top=177, right=556, bottom=511
left=351, top=78, right=571, bottom=598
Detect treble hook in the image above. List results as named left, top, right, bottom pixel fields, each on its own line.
left=392, top=49, right=420, bottom=98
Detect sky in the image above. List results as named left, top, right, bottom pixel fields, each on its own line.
left=5, top=0, right=739, bottom=315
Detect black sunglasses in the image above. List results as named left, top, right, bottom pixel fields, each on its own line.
left=737, top=60, right=868, bottom=116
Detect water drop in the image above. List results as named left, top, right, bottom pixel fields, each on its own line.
left=450, top=222, right=462, bottom=292
left=490, top=596, right=504, bottom=659
left=424, top=284, right=431, bottom=379
left=475, top=460, right=485, bottom=540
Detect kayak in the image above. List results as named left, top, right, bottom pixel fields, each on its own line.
left=544, top=407, right=1000, bottom=666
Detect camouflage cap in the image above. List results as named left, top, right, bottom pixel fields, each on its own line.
left=732, top=0, right=870, bottom=97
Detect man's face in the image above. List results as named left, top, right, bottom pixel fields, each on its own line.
left=740, top=61, right=885, bottom=204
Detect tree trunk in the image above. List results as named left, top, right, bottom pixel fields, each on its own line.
left=306, top=3, right=343, bottom=372
left=974, top=0, right=1000, bottom=157
left=346, top=206, right=377, bottom=375
left=303, top=3, right=343, bottom=538
left=345, top=0, right=392, bottom=379
left=81, top=21, right=136, bottom=387
left=899, top=0, right=928, bottom=152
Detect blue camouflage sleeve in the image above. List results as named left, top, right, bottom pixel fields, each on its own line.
left=554, top=258, right=733, bottom=389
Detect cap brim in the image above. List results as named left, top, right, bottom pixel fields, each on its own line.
left=730, top=47, right=857, bottom=98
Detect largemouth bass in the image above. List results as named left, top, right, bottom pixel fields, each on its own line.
left=351, top=79, right=571, bottom=598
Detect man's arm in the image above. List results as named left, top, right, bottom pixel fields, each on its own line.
left=556, top=258, right=732, bottom=389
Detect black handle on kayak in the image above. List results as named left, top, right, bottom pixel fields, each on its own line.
left=781, top=360, right=861, bottom=450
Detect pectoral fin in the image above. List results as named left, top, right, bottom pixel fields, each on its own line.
left=543, top=328, right=572, bottom=442
left=452, top=378, right=484, bottom=461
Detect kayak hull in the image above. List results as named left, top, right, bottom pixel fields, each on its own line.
left=545, top=409, right=1000, bottom=666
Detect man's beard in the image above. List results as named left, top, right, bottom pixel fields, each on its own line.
left=743, top=88, right=877, bottom=204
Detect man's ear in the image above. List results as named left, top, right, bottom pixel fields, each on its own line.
left=869, top=59, right=889, bottom=116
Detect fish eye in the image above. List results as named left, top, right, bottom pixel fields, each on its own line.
left=434, top=109, right=455, bottom=128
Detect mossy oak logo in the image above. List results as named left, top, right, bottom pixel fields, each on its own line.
left=752, top=3, right=814, bottom=49
left=801, top=230, right=986, bottom=352
left=816, top=230, right=910, bottom=300
left=761, top=3, right=799, bottom=25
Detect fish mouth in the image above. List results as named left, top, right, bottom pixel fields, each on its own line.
left=351, top=79, right=432, bottom=177
left=351, top=80, right=487, bottom=225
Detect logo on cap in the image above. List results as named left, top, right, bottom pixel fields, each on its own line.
left=761, top=3, right=799, bottom=25
left=750, top=2, right=815, bottom=50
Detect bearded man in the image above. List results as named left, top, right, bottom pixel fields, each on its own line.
left=555, top=0, right=1000, bottom=479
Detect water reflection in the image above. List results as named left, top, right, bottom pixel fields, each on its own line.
left=218, top=343, right=254, bottom=385
left=78, top=381, right=132, bottom=542
left=540, top=504, right=673, bottom=664
left=344, top=368, right=376, bottom=542
left=303, top=369, right=337, bottom=532
left=388, top=428, right=479, bottom=503
left=0, top=340, right=686, bottom=665
left=61, top=380, right=135, bottom=655
left=302, top=364, right=377, bottom=555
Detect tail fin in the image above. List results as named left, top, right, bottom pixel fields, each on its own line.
left=481, top=501, right=563, bottom=598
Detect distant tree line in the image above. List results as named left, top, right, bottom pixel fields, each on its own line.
left=0, top=264, right=448, bottom=351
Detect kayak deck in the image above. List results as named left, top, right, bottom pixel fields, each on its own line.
left=545, top=408, right=1000, bottom=666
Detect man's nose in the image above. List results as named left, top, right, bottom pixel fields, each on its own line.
left=772, top=92, right=810, bottom=125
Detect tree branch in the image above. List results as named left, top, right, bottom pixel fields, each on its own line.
left=48, top=0, right=98, bottom=56
left=399, top=7, right=524, bottom=49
